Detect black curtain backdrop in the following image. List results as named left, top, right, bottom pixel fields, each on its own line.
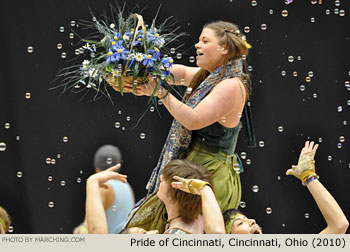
left=0, top=0, right=349, bottom=234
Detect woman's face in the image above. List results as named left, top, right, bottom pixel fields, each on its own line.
left=157, top=175, right=169, bottom=203
left=230, top=215, right=262, bottom=234
left=195, top=28, right=228, bottom=72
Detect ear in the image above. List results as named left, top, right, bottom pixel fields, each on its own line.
left=221, top=46, right=229, bottom=55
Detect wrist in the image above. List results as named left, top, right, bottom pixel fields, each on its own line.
left=158, top=87, right=169, bottom=99
left=302, top=174, right=319, bottom=186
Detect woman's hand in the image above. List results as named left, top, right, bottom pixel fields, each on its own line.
left=87, top=164, right=127, bottom=189
left=133, top=77, right=162, bottom=97
left=171, top=176, right=210, bottom=195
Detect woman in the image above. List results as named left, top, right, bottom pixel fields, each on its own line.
left=86, top=160, right=225, bottom=234
left=110, top=21, right=254, bottom=211
left=223, top=141, right=349, bottom=234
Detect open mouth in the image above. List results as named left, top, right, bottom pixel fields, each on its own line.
left=196, top=51, right=204, bottom=57
left=252, top=225, right=262, bottom=234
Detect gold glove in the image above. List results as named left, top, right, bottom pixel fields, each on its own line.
left=288, top=151, right=318, bottom=185
left=181, top=178, right=210, bottom=195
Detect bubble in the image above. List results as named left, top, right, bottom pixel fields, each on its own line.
left=239, top=201, right=246, bottom=208
left=345, top=81, right=350, bottom=88
left=282, top=10, right=288, bottom=17
left=242, top=55, right=247, bottom=60
left=56, top=43, right=62, bottom=50
left=246, top=159, right=251, bottom=165
left=186, top=87, right=193, bottom=94
left=285, top=0, right=293, bottom=4
left=325, top=9, right=330, bottom=15
left=189, top=56, right=195, bottom=63
left=112, top=205, right=117, bottom=211
left=140, top=133, right=146, bottom=139
left=337, top=143, right=342, bottom=149
left=266, top=207, right=272, bottom=214
left=110, top=23, right=115, bottom=29
left=281, top=70, right=286, bottom=76
left=180, top=79, right=185, bottom=85
left=328, top=156, right=332, bottom=161
left=59, top=26, right=65, bottom=32
left=244, top=26, right=250, bottom=33
left=8, top=226, right=14, bottom=233
left=74, top=49, right=80, bottom=55
left=27, top=46, right=34, bottom=53
left=158, top=100, right=163, bottom=105
left=45, top=158, right=51, bottom=164
left=237, top=112, right=242, bottom=118
left=335, top=0, right=340, bottom=7
left=240, top=152, right=247, bottom=159
left=278, top=126, right=284, bottom=132
left=311, top=0, right=317, bottom=4
left=115, top=122, right=121, bottom=128
left=306, top=77, right=311, bottom=82
left=126, top=116, right=131, bottom=121
left=69, top=33, right=74, bottom=39
left=347, top=100, right=350, bottom=106
left=122, top=127, right=125, bottom=131
left=258, top=141, right=265, bottom=147
left=318, top=137, right=322, bottom=143
left=71, top=20, right=76, bottom=26
left=339, top=136, right=345, bottom=142
left=313, top=93, right=318, bottom=99
left=16, top=136, right=20, bottom=141
left=48, top=176, right=53, bottom=182
left=4, top=122, right=10, bottom=129
left=251, top=0, right=257, bottom=7
left=310, top=17, right=315, bottom=23
left=269, top=9, right=274, bottom=15
left=293, top=71, right=298, bottom=77
left=48, top=202, right=55, bottom=208
left=170, top=48, right=175, bottom=54
left=334, top=8, right=339, bottom=14
left=282, top=223, right=286, bottom=227
left=77, top=178, right=81, bottom=183
left=260, top=24, right=267, bottom=30
left=252, top=185, right=259, bottom=193
left=288, top=56, right=294, bottom=62
left=51, top=159, right=56, bottom=165
left=1, top=142, right=8, bottom=151
left=300, top=85, right=306, bottom=91
left=63, top=136, right=69, bottom=142
left=61, top=52, right=67, bottom=58
left=17, top=171, right=23, bottom=178
left=60, top=181, right=66, bottom=186
left=308, top=71, right=314, bottom=77
left=221, top=117, right=227, bottom=123
left=305, top=213, right=310, bottom=218
left=233, top=163, right=240, bottom=173
left=92, top=17, right=97, bottom=22
left=247, top=66, right=253, bottom=72
left=339, top=10, right=345, bottom=16
left=277, top=176, right=281, bottom=180
left=106, top=157, right=113, bottom=165
left=337, top=106, right=342, bottom=112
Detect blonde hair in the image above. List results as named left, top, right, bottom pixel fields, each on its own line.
left=0, top=206, right=11, bottom=234
left=187, top=21, right=252, bottom=101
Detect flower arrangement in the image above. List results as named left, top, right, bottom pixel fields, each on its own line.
left=53, top=4, right=186, bottom=104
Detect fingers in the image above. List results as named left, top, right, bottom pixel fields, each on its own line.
left=173, top=176, right=184, bottom=182
left=286, top=168, right=295, bottom=176
left=146, top=230, right=159, bottom=234
left=106, top=164, right=121, bottom=172
left=313, top=143, right=319, bottom=152
left=115, top=173, right=127, bottom=183
left=171, top=182, right=183, bottom=189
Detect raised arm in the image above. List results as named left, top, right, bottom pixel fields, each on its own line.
left=172, top=176, right=225, bottom=234
left=286, top=141, right=349, bottom=234
left=86, top=164, right=127, bottom=234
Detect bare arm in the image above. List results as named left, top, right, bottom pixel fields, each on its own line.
left=307, top=180, right=349, bottom=234
left=286, top=141, right=349, bottom=234
left=170, top=64, right=200, bottom=86
left=200, top=185, right=226, bottom=234
left=85, top=165, right=127, bottom=234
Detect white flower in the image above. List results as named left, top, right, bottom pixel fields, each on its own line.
left=156, top=38, right=165, bottom=48
left=82, top=60, right=90, bottom=69
left=82, top=43, right=91, bottom=50
left=123, top=34, right=130, bottom=41
left=135, top=53, right=144, bottom=62
left=88, top=68, right=98, bottom=79
left=112, top=69, right=119, bottom=77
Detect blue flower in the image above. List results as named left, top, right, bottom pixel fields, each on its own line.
left=106, top=45, right=129, bottom=65
left=142, top=54, right=157, bottom=67
left=161, top=57, right=174, bottom=68
left=163, top=70, right=171, bottom=76
left=148, top=47, right=161, bottom=59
